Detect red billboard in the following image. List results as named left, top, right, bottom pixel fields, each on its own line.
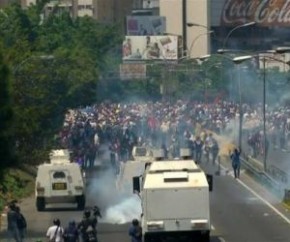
left=221, top=0, right=290, bottom=26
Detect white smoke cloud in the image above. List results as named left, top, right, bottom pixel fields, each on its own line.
left=86, top=146, right=143, bottom=224
left=102, top=195, right=142, bottom=224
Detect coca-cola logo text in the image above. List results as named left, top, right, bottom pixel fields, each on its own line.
left=221, top=0, right=290, bottom=26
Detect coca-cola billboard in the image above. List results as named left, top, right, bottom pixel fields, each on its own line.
left=221, top=0, right=290, bottom=26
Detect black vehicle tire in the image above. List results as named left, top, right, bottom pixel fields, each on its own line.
left=144, top=233, right=158, bottom=242
left=76, top=195, right=86, bottom=210
left=36, top=197, right=45, bottom=211
left=201, top=232, right=210, bottom=242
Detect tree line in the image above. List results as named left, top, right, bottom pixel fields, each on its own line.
left=0, top=1, right=122, bottom=176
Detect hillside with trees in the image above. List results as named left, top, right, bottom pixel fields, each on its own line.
left=0, top=1, right=121, bottom=173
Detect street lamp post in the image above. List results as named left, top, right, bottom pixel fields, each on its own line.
left=238, top=64, right=243, bottom=150
left=187, top=22, right=208, bottom=29
left=233, top=53, right=290, bottom=172
left=198, top=59, right=221, bottom=103
left=230, top=56, right=248, bottom=150
left=201, top=54, right=251, bottom=151
left=222, top=22, right=256, bottom=50
left=262, top=57, right=267, bottom=171
left=188, top=31, right=214, bottom=59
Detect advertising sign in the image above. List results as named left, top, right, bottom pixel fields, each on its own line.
left=126, top=16, right=166, bottom=35
left=120, top=64, right=147, bottom=80
left=221, top=0, right=290, bottom=26
left=122, top=35, right=179, bottom=61
left=143, top=0, right=159, bottom=9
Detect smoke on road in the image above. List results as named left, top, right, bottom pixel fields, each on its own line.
left=86, top=145, right=142, bottom=224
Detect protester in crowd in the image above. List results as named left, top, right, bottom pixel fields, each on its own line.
left=7, top=202, right=21, bottom=242
left=230, top=148, right=241, bottom=179
left=15, top=206, right=27, bottom=242
left=128, top=219, right=142, bottom=242
left=77, top=207, right=101, bottom=242
left=46, top=218, right=64, bottom=242
left=63, top=220, right=79, bottom=242
left=194, top=136, right=204, bottom=164
left=211, top=139, right=220, bottom=165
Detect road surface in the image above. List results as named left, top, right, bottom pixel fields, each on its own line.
left=2, top=155, right=290, bottom=242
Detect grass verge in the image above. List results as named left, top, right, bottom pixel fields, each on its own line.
left=0, top=167, right=35, bottom=212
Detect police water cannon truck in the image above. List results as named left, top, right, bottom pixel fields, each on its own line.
left=132, top=146, right=165, bottom=162
left=35, top=149, right=85, bottom=211
left=133, top=159, right=213, bottom=242
left=116, top=146, right=165, bottom=194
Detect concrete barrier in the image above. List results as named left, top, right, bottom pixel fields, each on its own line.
left=267, top=165, right=288, bottom=184
left=244, top=156, right=264, bottom=173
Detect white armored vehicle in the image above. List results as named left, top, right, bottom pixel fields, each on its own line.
left=133, top=160, right=213, bottom=242
left=132, top=146, right=165, bottom=162
left=117, top=146, right=166, bottom=193
left=35, top=149, right=85, bottom=211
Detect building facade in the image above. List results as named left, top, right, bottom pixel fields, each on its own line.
left=2, top=0, right=137, bottom=29
left=160, top=0, right=210, bottom=59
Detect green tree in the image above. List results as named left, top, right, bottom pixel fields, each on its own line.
left=0, top=51, right=15, bottom=173
left=0, top=2, right=122, bottom=166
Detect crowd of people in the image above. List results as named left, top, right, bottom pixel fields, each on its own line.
left=55, top=100, right=290, bottom=169
left=45, top=206, right=102, bottom=242
left=56, top=100, right=238, bottom=168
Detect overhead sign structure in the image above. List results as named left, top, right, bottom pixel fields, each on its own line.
left=119, top=63, right=147, bottom=80
left=122, top=35, right=180, bottom=61
left=126, top=16, right=166, bottom=36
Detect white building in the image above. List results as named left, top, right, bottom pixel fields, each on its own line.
left=160, top=0, right=210, bottom=59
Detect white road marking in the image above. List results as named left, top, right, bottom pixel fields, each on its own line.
left=219, top=163, right=290, bottom=224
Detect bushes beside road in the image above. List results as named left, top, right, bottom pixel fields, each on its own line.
left=0, top=168, right=35, bottom=212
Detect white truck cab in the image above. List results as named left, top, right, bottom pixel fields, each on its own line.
left=35, top=149, right=85, bottom=211
left=133, top=160, right=213, bottom=242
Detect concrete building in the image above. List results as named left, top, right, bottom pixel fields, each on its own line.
left=1, top=0, right=137, bottom=30
left=160, top=0, right=210, bottom=59
left=42, top=0, right=134, bottom=23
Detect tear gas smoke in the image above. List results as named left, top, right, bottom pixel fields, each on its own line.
left=86, top=144, right=142, bottom=224
left=222, top=117, right=239, bottom=145
left=102, top=195, right=141, bottom=224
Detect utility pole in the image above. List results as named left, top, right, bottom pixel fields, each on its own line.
left=182, top=0, right=187, bottom=54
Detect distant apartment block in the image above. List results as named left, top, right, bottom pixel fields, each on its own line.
left=3, top=0, right=137, bottom=27
left=42, top=0, right=134, bottom=23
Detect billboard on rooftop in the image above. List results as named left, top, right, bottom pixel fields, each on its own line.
left=122, top=35, right=180, bottom=61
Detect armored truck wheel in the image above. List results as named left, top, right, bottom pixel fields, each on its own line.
left=76, top=195, right=86, bottom=210
left=36, top=197, right=45, bottom=211
left=144, top=233, right=159, bottom=242
left=200, top=232, right=210, bottom=242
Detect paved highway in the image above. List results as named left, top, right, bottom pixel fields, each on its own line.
left=1, top=159, right=290, bottom=242
left=207, top=162, right=290, bottom=242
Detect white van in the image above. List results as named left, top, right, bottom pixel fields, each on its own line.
left=35, top=150, right=85, bottom=211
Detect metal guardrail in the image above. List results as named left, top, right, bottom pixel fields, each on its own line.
left=241, top=156, right=285, bottom=194
left=267, top=165, right=288, bottom=184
